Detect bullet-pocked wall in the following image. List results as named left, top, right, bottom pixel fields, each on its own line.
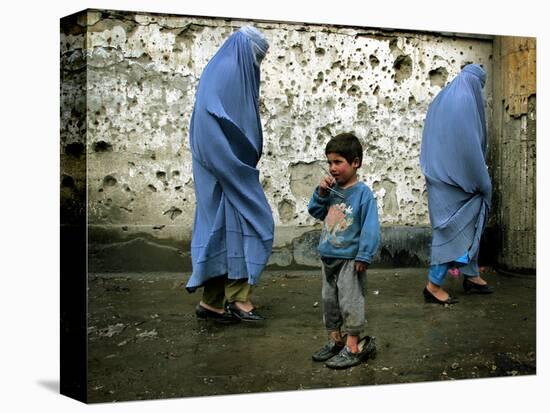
left=60, top=9, right=495, bottom=272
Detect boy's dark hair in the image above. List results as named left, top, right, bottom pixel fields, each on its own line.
left=325, top=133, right=363, bottom=167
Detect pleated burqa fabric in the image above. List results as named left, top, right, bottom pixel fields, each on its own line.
left=420, top=64, right=492, bottom=275
left=186, top=27, right=274, bottom=291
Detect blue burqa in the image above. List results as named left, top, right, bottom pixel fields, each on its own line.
left=186, top=27, right=274, bottom=291
left=420, top=64, right=491, bottom=275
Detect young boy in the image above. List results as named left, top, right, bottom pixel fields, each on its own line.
left=307, top=133, right=380, bottom=369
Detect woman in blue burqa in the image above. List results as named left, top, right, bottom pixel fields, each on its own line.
left=186, top=26, right=274, bottom=323
left=420, top=64, right=494, bottom=305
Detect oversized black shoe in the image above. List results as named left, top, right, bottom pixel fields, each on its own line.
left=312, top=340, right=345, bottom=362
left=325, top=336, right=376, bottom=369
left=227, top=301, right=265, bottom=322
left=423, top=287, right=459, bottom=305
left=463, top=278, right=494, bottom=294
left=325, top=346, right=361, bottom=369
left=195, top=304, right=240, bottom=324
left=357, top=335, right=377, bottom=360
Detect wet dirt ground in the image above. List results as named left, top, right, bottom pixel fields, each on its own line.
left=87, top=268, right=536, bottom=403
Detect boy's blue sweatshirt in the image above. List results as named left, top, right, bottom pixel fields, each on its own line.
left=307, top=182, right=380, bottom=263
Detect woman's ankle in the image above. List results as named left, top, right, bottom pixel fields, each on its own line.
left=199, top=301, right=224, bottom=314
left=426, top=281, right=441, bottom=293
left=233, top=300, right=254, bottom=312
left=426, top=281, right=449, bottom=299
left=466, top=276, right=487, bottom=285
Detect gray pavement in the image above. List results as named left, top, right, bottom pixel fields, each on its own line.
left=87, top=267, right=536, bottom=403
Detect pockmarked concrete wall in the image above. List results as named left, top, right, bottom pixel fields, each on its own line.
left=60, top=9, right=495, bottom=272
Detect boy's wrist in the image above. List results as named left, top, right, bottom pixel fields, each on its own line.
left=316, top=186, right=329, bottom=197
left=355, top=257, right=371, bottom=265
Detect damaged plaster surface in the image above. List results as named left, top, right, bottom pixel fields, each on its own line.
left=60, top=10, right=494, bottom=270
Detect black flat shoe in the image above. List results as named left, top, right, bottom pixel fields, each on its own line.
left=463, top=278, right=494, bottom=294
left=195, top=304, right=240, bottom=324
left=423, top=287, right=458, bottom=305
left=227, top=302, right=265, bottom=322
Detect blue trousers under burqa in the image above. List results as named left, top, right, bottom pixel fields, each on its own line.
left=420, top=64, right=492, bottom=285
left=186, top=26, right=274, bottom=296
